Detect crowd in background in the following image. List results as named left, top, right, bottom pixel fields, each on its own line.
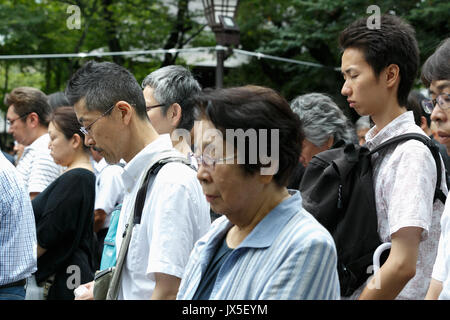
left=1, top=14, right=450, bottom=301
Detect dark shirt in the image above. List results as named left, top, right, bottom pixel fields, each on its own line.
left=192, top=235, right=233, bottom=300
left=32, top=168, right=98, bottom=300
left=430, top=135, right=450, bottom=188
left=287, top=163, right=306, bottom=190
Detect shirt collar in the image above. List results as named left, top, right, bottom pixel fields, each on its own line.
left=237, top=190, right=302, bottom=249
left=121, top=134, right=173, bottom=190
left=24, top=133, right=49, bottom=151
left=365, top=111, right=415, bottom=149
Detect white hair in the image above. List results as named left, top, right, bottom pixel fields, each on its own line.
left=290, top=93, right=357, bottom=147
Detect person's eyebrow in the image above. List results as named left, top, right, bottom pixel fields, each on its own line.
left=341, top=67, right=357, bottom=78
left=437, top=81, right=450, bottom=91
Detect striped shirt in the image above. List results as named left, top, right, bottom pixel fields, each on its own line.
left=16, top=133, right=62, bottom=194
left=0, top=152, right=37, bottom=285
left=177, top=190, right=340, bottom=300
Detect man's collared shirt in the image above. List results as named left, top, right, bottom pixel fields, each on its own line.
left=177, top=190, right=340, bottom=300
left=94, top=158, right=125, bottom=229
left=16, top=133, right=62, bottom=194
left=349, top=111, right=446, bottom=300
left=432, top=195, right=450, bottom=299
left=0, top=153, right=37, bottom=285
left=116, top=134, right=211, bottom=300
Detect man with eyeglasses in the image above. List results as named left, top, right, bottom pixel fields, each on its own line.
left=141, top=65, right=200, bottom=158
left=423, top=38, right=450, bottom=300
left=66, top=60, right=210, bottom=300
left=6, top=87, right=62, bottom=200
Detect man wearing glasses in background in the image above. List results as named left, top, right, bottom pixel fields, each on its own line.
left=142, top=65, right=200, bottom=159
left=67, top=60, right=210, bottom=300
left=6, top=87, right=62, bottom=200
left=423, top=38, right=450, bottom=300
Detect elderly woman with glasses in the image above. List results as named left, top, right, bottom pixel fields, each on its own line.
left=177, top=86, right=340, bottom=300
left=29, top=107, right=98, bottom=300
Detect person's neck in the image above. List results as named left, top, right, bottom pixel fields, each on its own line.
left=66, top=151, right=93, bottom=172
left=27, top=126, right=49, bottom=145
left=226, top=186, right=290, bottom=248
left=123, top=118, right=160, bottom=163
left=371, top=100, right=407, bottom=133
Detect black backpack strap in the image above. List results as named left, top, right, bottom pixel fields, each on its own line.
left=369, top=133, right=446, bottom=203
left=133, top=157, right=191, bottom=225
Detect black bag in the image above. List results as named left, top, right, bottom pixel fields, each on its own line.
left=299, top=133, right=446, bottom=297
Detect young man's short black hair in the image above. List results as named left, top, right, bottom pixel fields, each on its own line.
left=65, top=60, right=147, bottom=119
left=339, top=14, right=419, bottom=107
left=421, top=38, right=450, bottom=87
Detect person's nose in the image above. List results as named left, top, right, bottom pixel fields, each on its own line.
left=341, top=80, right=352, bottom=97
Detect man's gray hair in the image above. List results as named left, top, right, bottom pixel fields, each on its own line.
left=290, top=93, right=357, bottom=147
left=355, top=115, right=371, bottom=132
left=141, top=65, right=201, bottom=131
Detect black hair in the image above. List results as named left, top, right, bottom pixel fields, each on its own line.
left=196, top=85, right=304, bottom=188
left=65, top=60, right=147, bottom=119
left=339, top=14, right=419, bottom=107
left=421, top=38, right=450, bottom=87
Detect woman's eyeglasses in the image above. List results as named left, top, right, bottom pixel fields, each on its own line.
left=421, top=93, right=450, bottom=114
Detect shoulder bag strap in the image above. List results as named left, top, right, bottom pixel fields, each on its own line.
left=105, top=156, right=190, bottom=299
left=369, top=133, right=446, bottom=203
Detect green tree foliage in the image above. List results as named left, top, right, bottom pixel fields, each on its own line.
left=0, top=0, right=448, bottom=121
left=229, top=0, right=449, bottom=120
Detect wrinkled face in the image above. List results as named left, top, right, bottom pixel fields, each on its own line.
left=73, top=100, right=121, bottom=165
left=430, top=80, right=450, bottom=150
left=341, top=47, right=387, bottom=118
left=48, top=121, right=74, bottom=167
left=143, top=86, right=173, bottom=134
left=7, top=105, right=31, bottom=146
left=195, top=119, right=263, bottom=216
left=299, top=139, right=329, bottom=167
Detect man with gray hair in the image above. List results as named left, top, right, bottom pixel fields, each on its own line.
left=142, top=65, right=200, bottom=157
left=290, top=92, right=357, bottom=167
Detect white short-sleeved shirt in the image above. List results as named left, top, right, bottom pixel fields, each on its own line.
left=115, top=134, right=211, bottom=300
left=348, top=111, right=446, bottom=300
left=16, top=133, right=62, bottom=194
left=432, top=195, right=450, bottom=299
left=94, top=158, right=125, bottom=229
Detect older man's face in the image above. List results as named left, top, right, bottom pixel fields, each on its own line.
left=430, top=80, right=450, bottom=150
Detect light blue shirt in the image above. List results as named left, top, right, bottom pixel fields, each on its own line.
left=177, top=190, right=340, bottom=300
left=0, top=152, right=37, bottom=285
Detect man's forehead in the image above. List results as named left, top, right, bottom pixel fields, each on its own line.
left=430, top=80, right=450, bottom=93
left=6, top=104, right=17, bottom=116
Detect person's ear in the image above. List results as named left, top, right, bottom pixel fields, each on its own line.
left=27, top=112, right=40, bottom=128
left=116, top=101, right=133, bottom=125
left=420, top=116, right=428, bottom=131
left=326, top=136, right=334, bottom=148
left=385, top=64, right=400, bottom=89
left=168, top=103, right=182, bottom=128
left=71, top=133, right=83, bottom=149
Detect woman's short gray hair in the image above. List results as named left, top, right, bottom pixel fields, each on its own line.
left=290, top=93, right=357, bottom=147
left=355, top=115, right=371, bottom=131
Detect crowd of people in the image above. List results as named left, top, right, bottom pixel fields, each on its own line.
left=0, top=14, right=449, bottom=301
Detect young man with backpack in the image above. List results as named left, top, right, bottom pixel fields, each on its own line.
left=422, top=38, right=450, bottom=300
left=338, top=15, right=446, bottom=300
